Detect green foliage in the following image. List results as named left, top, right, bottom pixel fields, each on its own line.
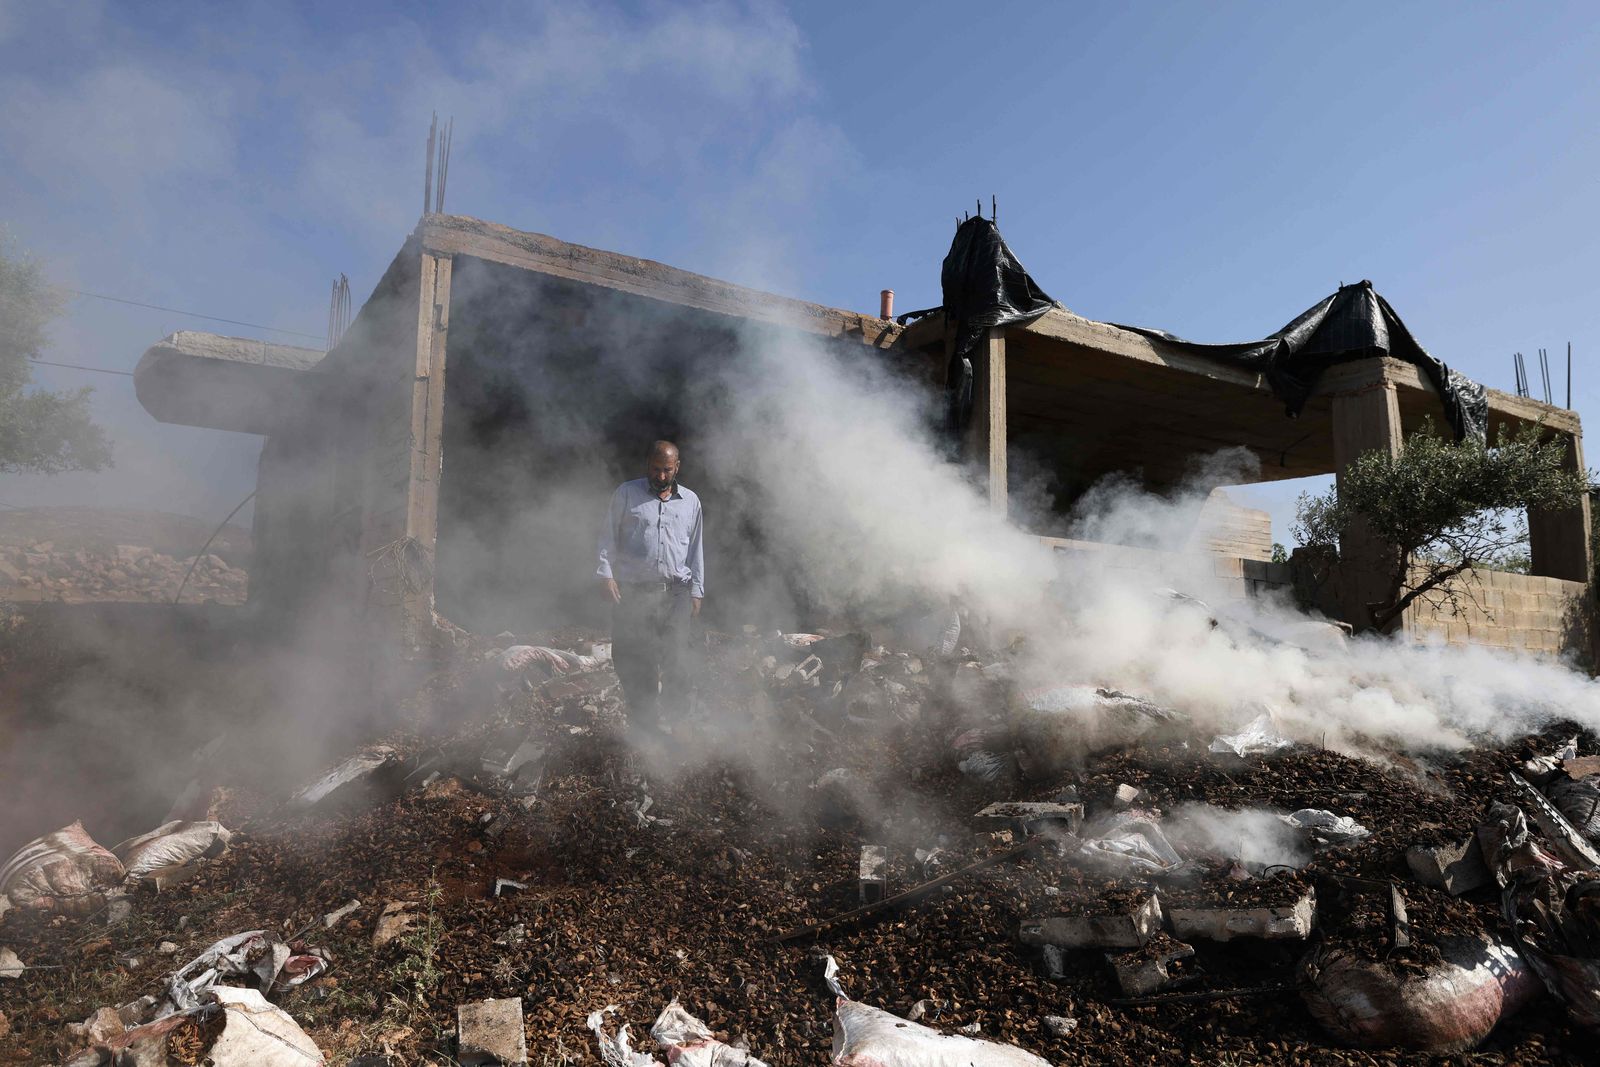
left=1269, top=542, right=1289, bottom=564
left=1293, top=419, right=1587, bottom=627
left=0, top=231, right=111, bottom=474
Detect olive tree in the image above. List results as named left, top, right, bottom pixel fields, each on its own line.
left=0, top=232, right=111, bottom=474
left=1294, top=420, right=1587, bottom=631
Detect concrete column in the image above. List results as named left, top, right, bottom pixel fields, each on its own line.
left=401, top=250, right=453, bottom=641
left=1330, top=369, right=1403, bottom=631
left=965, top=327, right=1008, bottom=516
left=1529, top=431, right=1592, bottom=582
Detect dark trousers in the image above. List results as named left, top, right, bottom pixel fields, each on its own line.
left=612, top=583, right=693, bottom=731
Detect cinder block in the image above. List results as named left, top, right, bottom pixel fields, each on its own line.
left=1213, top=557, right=1244, bottom=579
left=1166, top=889, right=1316, bottom=942
left=458, top=998, right=527, bottom=1067
left=858, top=845, right=888, bottom=905
left=1021, top=893, right=1163, bottom=950
left=1406, top=837, right=1490, bottom=895
left=973, top=801, right=1084, bottom=836
left=1106, top=938, right=1196, bottom=997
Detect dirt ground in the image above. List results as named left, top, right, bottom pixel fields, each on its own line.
left=0, top=616, right=1593, bottom=1066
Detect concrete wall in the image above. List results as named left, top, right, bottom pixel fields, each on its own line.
left=1189, top=490, right=1274, bottom=562
left=1039, top=536, right=1292, bottom=601
left=246, top=241, right=424, bottom=650
left=1406, top=568, right=1591, bottom=660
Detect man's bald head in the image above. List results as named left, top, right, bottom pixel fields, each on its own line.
left=645, top=440, right=681, bottom=493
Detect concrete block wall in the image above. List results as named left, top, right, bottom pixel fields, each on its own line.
left=1189, top=491, right=1275, bottom=562
left=1406, top=568, right=1590, bottom=661
left=1039, top=536, right=1292, bottom=602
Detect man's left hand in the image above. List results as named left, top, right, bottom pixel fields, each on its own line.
left=691, top=597, right=703, bottom=618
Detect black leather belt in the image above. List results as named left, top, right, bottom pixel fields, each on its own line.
left=621, top=579, right=682, bottom=593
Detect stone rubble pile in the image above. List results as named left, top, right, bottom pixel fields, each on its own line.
left=0, top=542, right=248, bottom=603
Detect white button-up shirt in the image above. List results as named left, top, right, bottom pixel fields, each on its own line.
left=596, top=479, right=705, bottom=598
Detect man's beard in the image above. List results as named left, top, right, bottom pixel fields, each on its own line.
left=650, top=475, right=675, bottom=492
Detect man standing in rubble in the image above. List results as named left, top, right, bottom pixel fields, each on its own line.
left=597, top=440, right=705, bottom=746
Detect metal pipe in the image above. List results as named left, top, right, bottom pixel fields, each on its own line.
left=879, top=289, right=894, bottom=320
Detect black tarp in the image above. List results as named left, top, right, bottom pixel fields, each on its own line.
left=900, top=217, right=1058, bottom=437
left=1115, top=280, right=1488, bottom=442
left=906, top=214, right=1488, bottom=445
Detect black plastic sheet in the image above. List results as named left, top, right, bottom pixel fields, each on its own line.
left=902, top=217, right=1058, bottom=437
left=1116, top=280, right=1488, bottom=443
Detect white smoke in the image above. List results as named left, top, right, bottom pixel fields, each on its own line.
left=700, top=322, right=1600, bottom=758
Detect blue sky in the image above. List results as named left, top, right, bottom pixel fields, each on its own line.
left=2, top=0, right=1597, bottom=546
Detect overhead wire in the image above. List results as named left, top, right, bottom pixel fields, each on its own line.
left=29, top=359, right=134, bottom=377
left=59, top=287, right=325, bottom=342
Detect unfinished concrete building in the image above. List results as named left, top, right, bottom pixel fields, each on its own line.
left=134, top=213, right=1593, bottom=661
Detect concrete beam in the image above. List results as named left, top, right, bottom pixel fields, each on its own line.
left=134, top=331, right=324, bottom=435
left=417, top=214, right=900, bottom=347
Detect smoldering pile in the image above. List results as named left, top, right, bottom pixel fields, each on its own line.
left=2, top=614, right=1598, bottom=1066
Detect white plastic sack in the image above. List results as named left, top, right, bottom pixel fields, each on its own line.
left=0, top=820, right=125, bottom=914
left=1078, top=813, right=1182, bottom=874
left=207, top=986, right=325, bottom=1065
left=1209, top=712, right=1294, bottom=757
left=651, top=999, right=768, bottom=1067
left=588, top=1005, right=661, bottom=1067
left=1281, top=809, right=1369, bottom=845
left=288, top=748, right=397, bottom=809
left=823, top=954, right=1050, bottom=1067
left=832, top=1000, right=1050, bottom=1067
left=114, top=820, right=232, bottom=885
left=161, top=930, right=326, bottom=1017
left=1016, top=685, right=1186, bottom=771
left=75, top=987, right=324, bottom=1066
left=499, top=644, right=611, bottom=674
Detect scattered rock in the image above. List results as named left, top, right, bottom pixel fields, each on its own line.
left=373, top=901, right=420, bottom=948
left=1041, top=1015, right=1077, bottom=1038
left=458, top=997, right=528, bottom=1066
left=78, top=1006, right=124, bottom=1045
left=323, top=899, right=362, bottom=927
left=104, top=895, right=133, bottom=925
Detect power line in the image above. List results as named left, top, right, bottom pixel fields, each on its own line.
left=60, top=288, right=326, bottom=342
left=30, top=359, right=134, bottom=377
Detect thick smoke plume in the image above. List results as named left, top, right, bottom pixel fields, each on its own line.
left=688, top=322, right=1600, bottom=758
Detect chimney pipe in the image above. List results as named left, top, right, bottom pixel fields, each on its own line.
left=880, top=289, right=894, bottom=320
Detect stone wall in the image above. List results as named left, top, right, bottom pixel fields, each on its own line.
left=1405, top=568, right=1591, bottom=660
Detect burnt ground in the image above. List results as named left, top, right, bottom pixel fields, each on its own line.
left=0, top=624, right=1594, bottom=1066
